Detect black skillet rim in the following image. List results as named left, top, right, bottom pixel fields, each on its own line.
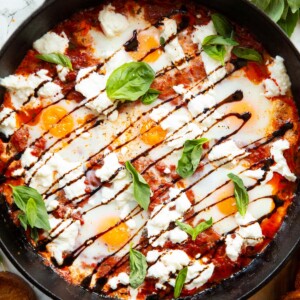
left=0, top=0, right=299, bottom=299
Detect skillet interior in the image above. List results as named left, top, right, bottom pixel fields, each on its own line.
left=0, top=0, right=299, bottom=299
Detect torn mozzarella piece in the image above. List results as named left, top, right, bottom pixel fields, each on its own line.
left=164, top=37, right=187, bottom=70
left=208, top=140, right=246, bottom=164
left=147, top=250, right=190, bottom=288
left=75, top=72, right=106, bottom=99
left=95, top=152, right=122, bottom=182
left=160, top=18, right=177, bottom=41
left=108, top=272, right=129, bottom=290
left=38, top=82, right=63, bottom=101
left=192, top=21, right=217, bottom=50
left=46, top=220, right=80, bottom=265
left=0, top=108, right=17, bottom=137
left=98, top=4, right=129, bottom=37
left=33, top=31, right=69, bottom=54
left=264, top=56, right=291, bottom=97
left=270, top=139, right=296, bottom=182
left=0, top=70, right=51, bottom=109
left=56, top=65, right=69, bottom=81
left=85, top=92, right=114, bottom=114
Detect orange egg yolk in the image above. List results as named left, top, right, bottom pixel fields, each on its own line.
left=41, top=105, right=74, bottom=138
left=130, top=29, right=161, bottom=62
left=140, top=120, right=167, bottom=146
left=217, top=196, right=237, bottom=216
left=99, top=216, right=131, bottom=250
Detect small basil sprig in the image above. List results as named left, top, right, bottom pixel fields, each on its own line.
left=106, top=62, right=156, bottom=102
left=10, top=185, right=51, bottom=240
left=125, top=161, right=151, bottom=210
left=174, top=267, right=188, bottom=298
left=141, top=88, right=161, bottom=105
left=129, top=245, right=148, bottom=288
left=202, top=35, right=238, bottom=47
left=204, top=13, right=263, bottom=65
left=227, top=173, right=249, bottom=216
left=232, top=47, right=262, bottom=62
left=175, top=218, right=213, bottom=241
left=211, top=13, right=234, bottom=38
left=176, top=138, right=209, bottom=178
left=202, top=35, right=238, bottom=66
left=36, top=53, right=73, bottom=70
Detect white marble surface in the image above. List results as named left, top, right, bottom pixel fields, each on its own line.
left=0, top=1, right=299, bottom=300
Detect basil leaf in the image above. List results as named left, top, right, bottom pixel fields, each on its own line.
left=227, top=173, right=249, bottom=216
left=250, top=0, right=271, bottom=10
left=125, top=161, right=151, bottom=210
left=18, top=213, right=28, bottom=230
left=232, top=47, right=262, bottom=62
left=203, top=45, right=227, bottom=66
left=281, top=1, right=290, bottom=20
left=26, top=198, right=37, bottom=228
left=287, top=0, right=300, bottom=13
left=141, top=88, right=160, bottom=105
left=211, top=13, right=233, bottom=38
left=30, top=228, right=39, bottom=242
left=106, top=62, right=155, bottom=102
left=264, top=0, right=285, bottom=22
left=10, top=185, right=51, bottom=231
left=10, top=185, right=42, bottom=211
left=129, top=245, right=147, bottom=288
left=176, top=138, right=209, bottom=178
left=36, top=53, right=73, bottom=70
left=174, top=267, right=188, bottom=298
left=160, top=36, right=166, bottom=46
left=176, top=218, right=213, bottom=241
left=278, top=8, right=299, bottom=36
left=202, top=35, right=238, bottom=47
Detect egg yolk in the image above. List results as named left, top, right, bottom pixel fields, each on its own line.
left=140, top=120, right=167, bottom=146
left=99, top=216, right=131, bottom=250
left=217, top=196, right=237, bottom=216
left=130, top=29, right=161, bottom=62
left=143, top=49, right=163, bottom=63
left=41, top=105, right=74, bottom=138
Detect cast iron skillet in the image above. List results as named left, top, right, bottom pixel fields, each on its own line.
left=0, top=0, right=299, bottom=299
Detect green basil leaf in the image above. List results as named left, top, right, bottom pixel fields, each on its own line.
left=211, top=13, right=233, bottom=38
left=287, top=0, right=300, bottom=13
left=30, top=228, right=39, bottom=242
left=174, top=267, right=188, bottom=298
left=264, top=0, right=285, bottom=22
left=36, top=53, right=73, bottom=70
left=26, top=198, right=37, bottom=228
left=10, top=185, right=51, bottom=231
left=18, top=213, right=28, bottom=230
left=250, top=0, right=271, bottom=10
left=10, top=185, right=42, bottom=211
left=227, top=173, right=249, bottom=216
left=129, top=245, right=147, bottom=288
left=160, top=36, right=166, bottom=46
left=106, top=62, right=155, bottom=102
left=176, top=138, right=209, bottom=178
left=175, top=220, right=194, bottom=237
left=278, top=8, right=300, bottom=36
left=141, top=88, right=160, bottom=105
left=125, top=161, right=151, bottom=210
left=232, top=47, right=262, bottom=62
left=203, top=45, right=226, bottom=66
left=192, top=217, right=213, bottom=240
left=176, top=218, right=213, bottom=241
left=202, top=35, right=238, bottom=46
left=281, top=1, right=290, bottom=20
